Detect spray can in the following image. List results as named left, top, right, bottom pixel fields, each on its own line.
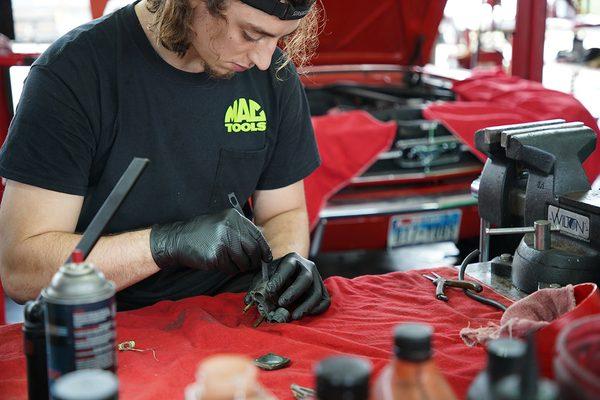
left=42, top=249, right=117, bottom=386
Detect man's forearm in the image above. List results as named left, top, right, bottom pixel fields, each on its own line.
left=3, top=229, right=158, bottom=303
left=259, top=207, right=310, bottom=259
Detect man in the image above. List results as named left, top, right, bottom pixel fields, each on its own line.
left=0, top=0, right=330, bottom=321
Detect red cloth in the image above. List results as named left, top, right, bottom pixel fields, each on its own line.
left=424, top=73, right=600, bottom=181
left=460, top=285, right=577, bottom=347
left=0, top=267, right=511, bottom=400
left=305, top=111, right=396, bottom=230
left=0, top=287, right=4, bottom=325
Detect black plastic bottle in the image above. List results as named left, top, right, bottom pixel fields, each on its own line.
left=315, top=355, right=372, bottom=400
left=467, top=338, right=527, bottom=400
left=23, top=300, right=48, bottom=400
left=494, top=334, right=560, bottom=400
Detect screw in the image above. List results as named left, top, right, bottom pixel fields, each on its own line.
left=499, top=253, right=512, bottom=262
left=243, top=301, right=254, bottom=314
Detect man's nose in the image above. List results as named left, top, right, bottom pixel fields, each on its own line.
left=249, top=39, right=278, bottom=71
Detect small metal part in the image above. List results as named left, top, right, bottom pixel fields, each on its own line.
left=253, top=315, right=265, bottom=328
left=268, top=308, right=291, bottom=323
left=479, top=218, right=490, bottom=262
left=423, top=274, right=448, bottom=301
left=228, top=192, right=243, bottom=213
left=471, top=177, right=480, bottom=200
left=485, top=225, right=560, bottom=235
left=230, top=192, right=273, bottom=285
left=534, top=220, right=551, bottom=251
left=290, top=383, right=315, bottom=399
left=242, top=301, right=254, bottom=314
left=538, top=282, right=562, bottom=290
left=245, top=279, right=284, bottom=327
left=491, top=254, right=513, bottom=277
left=424, top=272, right=483, bottom=291
left=117, top=340, right=137, bottom=351
left=254, top=353, right=291, bottom=371
left=116, top=340, right=158, bottom=361
left=499, top=253, right=512, bottom=262
left=423, top=272, right=483, bottom=302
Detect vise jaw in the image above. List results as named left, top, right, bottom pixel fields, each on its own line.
left=475, top=120, right=596, bottom=227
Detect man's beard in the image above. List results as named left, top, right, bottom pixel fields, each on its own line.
left=203, top=60, right=235, bottom=80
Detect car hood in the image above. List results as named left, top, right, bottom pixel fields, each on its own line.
left=312, top=0, right=447, bottom=66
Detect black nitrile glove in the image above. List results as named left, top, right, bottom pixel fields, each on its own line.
left=246, top=252, right=330, bottom=321
left=150, top=209, right=272, bottom=275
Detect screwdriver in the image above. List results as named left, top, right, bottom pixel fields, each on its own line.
left=228, top=192, right=270, bottom=282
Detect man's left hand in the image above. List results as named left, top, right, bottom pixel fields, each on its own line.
left=262, top=252, right=330, bottom=320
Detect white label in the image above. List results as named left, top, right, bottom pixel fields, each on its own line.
left=548, top=205, right=590, bottom=241
left=72, top=304, right=115, bottom=369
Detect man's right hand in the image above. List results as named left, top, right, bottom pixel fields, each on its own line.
left=150, top=209, right=272, bottom=275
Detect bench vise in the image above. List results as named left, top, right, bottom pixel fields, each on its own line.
left=473, top=120, right=599, bottom=293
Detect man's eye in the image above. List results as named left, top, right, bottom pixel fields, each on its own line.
left=243, top=31, right=259, bottom=42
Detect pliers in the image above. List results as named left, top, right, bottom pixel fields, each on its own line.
left=423, top=272, right=483, bottom=301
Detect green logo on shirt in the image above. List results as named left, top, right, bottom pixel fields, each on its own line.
left=224, top=98, right=267, bottom=133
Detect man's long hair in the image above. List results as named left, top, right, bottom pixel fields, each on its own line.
left=145, top=0, right=322, bottom=72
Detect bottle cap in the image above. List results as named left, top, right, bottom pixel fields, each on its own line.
left=487, top=338, right=527, bottom=383
left=71, top=249, right=84, bottom=263
left=494, top=334, right=559, bottom=400
left=50, top=369, right=118, bottom=400
left=315, top=356, right=371, bottom=400
left=394, top=323, right=433, bottom=362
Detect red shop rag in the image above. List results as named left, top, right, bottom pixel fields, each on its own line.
left=424, top=71, right=600, bottom=182
left=460, top=285, right=577, bottom=346
left=0, top=267, right=510, bottom=400
left=305, top=111, right=396, bottom=230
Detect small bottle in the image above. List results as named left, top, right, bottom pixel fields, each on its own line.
left=374, top=323, right=457, bottom=400
left=184, top=354, right=276, bottom=400
left=467, top=338, right=527, bottom=400
left=315, top=355, right=371, bottom=400
left=494, top=334, right=559, bottom=400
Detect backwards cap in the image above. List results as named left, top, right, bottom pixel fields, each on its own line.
left=239, top=0, right=312, bottom=20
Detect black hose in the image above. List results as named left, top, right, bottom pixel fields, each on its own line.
left=459, top=249, right=508, bottom=311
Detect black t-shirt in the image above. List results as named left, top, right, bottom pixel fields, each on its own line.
left=0, top=2, right=320, bottom=310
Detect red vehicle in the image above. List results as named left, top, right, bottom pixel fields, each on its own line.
left=301, top=0, right=482, bottom=257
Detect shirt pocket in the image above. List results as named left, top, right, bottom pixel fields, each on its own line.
left=208, top=145, right=268, bottom=211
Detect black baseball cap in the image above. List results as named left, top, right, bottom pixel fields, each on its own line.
left=240, top=0, right=313, bottom=20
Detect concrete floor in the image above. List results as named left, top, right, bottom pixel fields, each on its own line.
left=3, top=241, right=467, bottom=324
